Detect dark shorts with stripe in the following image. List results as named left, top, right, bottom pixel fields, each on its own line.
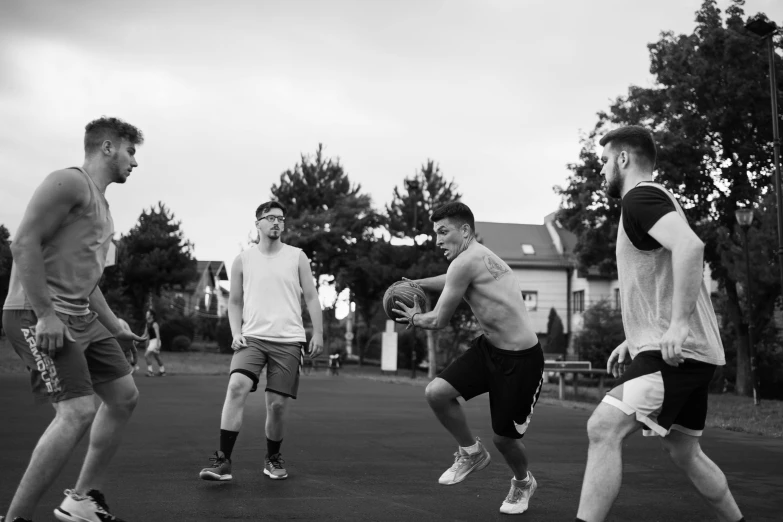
left=2, top=309, right=132, bottom=403
left=603, top=350, right=718, bottom=437
left=229, top=337, right=303, bottom=399
left=438, top=335, right=544, bottom=439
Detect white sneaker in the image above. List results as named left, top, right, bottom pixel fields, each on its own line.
left=54, top=489, right=125, bottom=521
left=438, top=438, right=491, bottom=485
left=499, top=473, right=537, bottom=515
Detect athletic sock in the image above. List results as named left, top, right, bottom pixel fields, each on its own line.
left=159, top=365, right=165, bottom=373
left=461, top=440, right=480, bottom=454
left=267, top=438, right=282, bottom=457
left=513, top=472, right=531, bottom=486
left=147, top=365, right=153, bottom=373
left=220, top=429, right=239, bottom=460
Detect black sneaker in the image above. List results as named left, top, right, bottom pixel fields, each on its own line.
left=199, top=450, right=233, bottom=481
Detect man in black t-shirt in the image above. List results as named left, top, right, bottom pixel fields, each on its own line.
left=575, top=126, right=743, bottom=522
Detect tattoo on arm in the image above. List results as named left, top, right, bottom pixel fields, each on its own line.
left=483, top=255, right=509, bottom=280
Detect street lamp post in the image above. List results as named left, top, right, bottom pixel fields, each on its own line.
left=405, top=178, right=421, bottom=379
left=735, top=208, right=760, bottom=406
left=745, top=15, right=783, bottom=295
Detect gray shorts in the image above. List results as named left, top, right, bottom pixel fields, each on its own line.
left=229, top=337, right=303, bottom=399
left=2, top=309, right=132, bottom=403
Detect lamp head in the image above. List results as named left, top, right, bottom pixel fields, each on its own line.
left=745, top=14, right=778, bottom=38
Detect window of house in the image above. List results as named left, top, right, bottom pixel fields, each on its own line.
left=573, top=290, right=585, bottom=313
left=521, top=291, right=538, bottom=311
left=521, top=244, right=535, bottom=255
left=614, top=288, right=621, bottom=310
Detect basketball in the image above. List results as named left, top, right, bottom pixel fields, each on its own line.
left=383, top=281, right=428, bottom=320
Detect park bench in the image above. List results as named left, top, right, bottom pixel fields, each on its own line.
left=543, top=360, right=613, bottom=400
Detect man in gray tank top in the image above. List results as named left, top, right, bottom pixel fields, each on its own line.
left=2, top=117, right=146, bottom=522
left=575, top=126, right=744, bottom=522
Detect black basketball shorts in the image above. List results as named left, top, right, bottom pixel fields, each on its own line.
left=604, top=350, right=718, bottom=437
left=439, top=335, right=544, bottom=439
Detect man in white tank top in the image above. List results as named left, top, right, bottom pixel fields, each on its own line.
left=1, top=117, right=146, bottom=522
left=576, top=126, right=744, bottom=522
left=199, top=201, right=323, bottom=483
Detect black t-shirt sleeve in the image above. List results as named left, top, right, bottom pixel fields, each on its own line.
left=621, top=186, right=677, bottom=251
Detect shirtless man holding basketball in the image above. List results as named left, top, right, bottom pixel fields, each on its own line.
left=395, top=201, right=544, bottom=516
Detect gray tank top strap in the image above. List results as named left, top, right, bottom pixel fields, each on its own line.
left=60, top=167, right=100, bottom=228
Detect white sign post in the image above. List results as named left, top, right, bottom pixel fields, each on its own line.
left=381, top=320, right=398, bottom=374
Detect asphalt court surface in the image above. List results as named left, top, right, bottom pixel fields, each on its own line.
left=1, top=373, right=781, bottom=521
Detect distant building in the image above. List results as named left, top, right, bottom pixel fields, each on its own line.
left=161, top=260, right=230, bottom=318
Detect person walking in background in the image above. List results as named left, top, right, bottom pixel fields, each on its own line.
left=143, top=309, right=165, bottom=377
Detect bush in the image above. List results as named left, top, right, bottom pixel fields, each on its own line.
left=170, top=334, right=192, bottom=352
left=573, top=299, right=625, bottom=368
left=160, top=315, right=195, bottom=351
left=196, top=316, right=219, bottom=341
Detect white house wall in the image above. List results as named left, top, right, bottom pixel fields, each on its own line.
left=569, top=270, right=616, bottom=338
left=586, top=279, right=613, bottom=307
left=513, top=268, right=568, bottom=334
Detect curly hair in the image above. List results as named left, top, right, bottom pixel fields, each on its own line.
left=84, top=116, right=144, bottom=154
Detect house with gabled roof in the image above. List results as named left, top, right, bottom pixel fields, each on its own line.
left=475, top=212, right=616, bottom=357
left=160, top=260, right=230, bottom=318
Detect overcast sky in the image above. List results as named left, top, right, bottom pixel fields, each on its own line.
left=2, top=0, right=782, bottom=268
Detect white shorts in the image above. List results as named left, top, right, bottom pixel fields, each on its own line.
left=145, top=338, right=161, bottom=354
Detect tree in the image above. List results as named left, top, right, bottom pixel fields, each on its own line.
left=119, top=202, right=197, bottom=321
left=271, top=144, right=384, bottom=294
left=555, top=138, right=620, bottom=277
left=337, top=239, right=420, bottom=365
left=0, top=225, right=12, bottom=318
left=386, top=160, right=462, bottom=242
left=555, top=0, right=783, bottom=396
left=386, top=160, right=464, bottom=377
left=546, top=307, right=567, bottom=355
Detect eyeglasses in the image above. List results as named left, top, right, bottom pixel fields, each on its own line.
left=258, top=215, right=286, bottom=223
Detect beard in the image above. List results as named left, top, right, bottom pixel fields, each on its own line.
left=109, top=153, right=126, bottom=183
left=606, top=160, right=623, bottom=199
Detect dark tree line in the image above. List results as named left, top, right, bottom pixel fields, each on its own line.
left=557, top=0, right=783, bottom=397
